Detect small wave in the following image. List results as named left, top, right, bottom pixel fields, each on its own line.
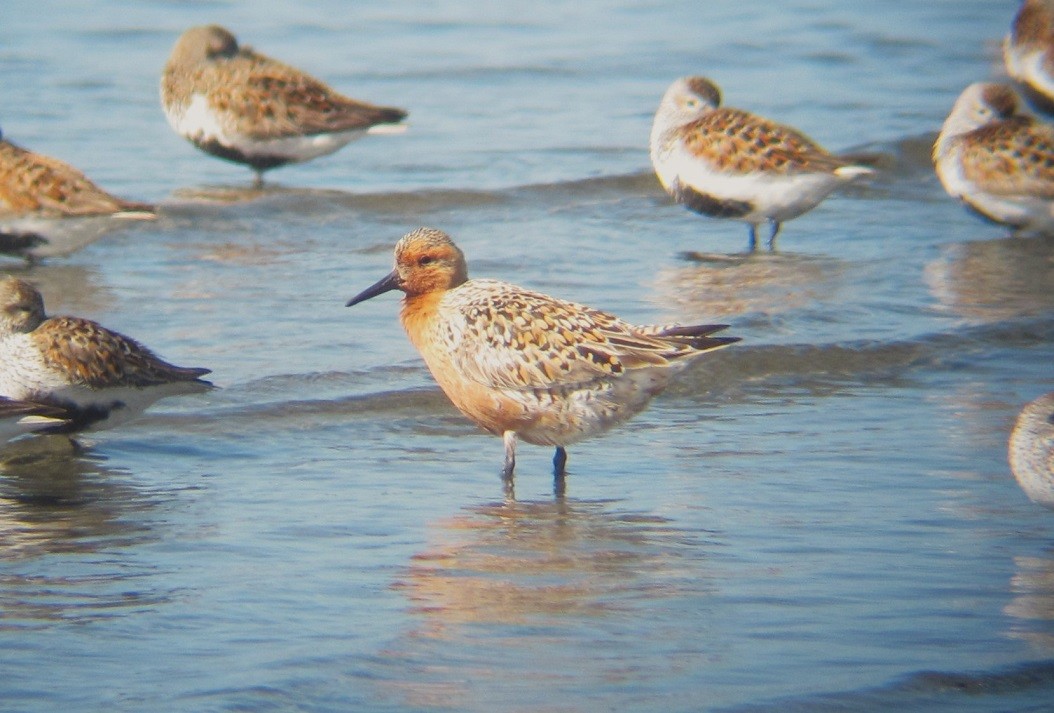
left=168, top=170, right=657, bottom=215
left=132, top=313, right=1054, bottom=437
left=162, top=139, right=943, bottom=220
left=675, top=315, right=1054, bottom=400
left=834, top=133, right=942, bottom=203
left=134, top=386, right=452, bottom=436
left=720, top=659, right=1054, bottom=712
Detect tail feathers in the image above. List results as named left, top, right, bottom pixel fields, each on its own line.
left=134, top=363, right=212, bottom=388
left=168, top=365, right=213, bottom=384
left=833, top=149, right=887, bottom=180
left=834, top=164, right=876, bottom=181
left=114, top=200, right=157, bottom=219
left=681, top=335, right=740, bottom=351
left=653, top=323, right=741, bottom=352
left=652, top=324, right=730, bottom=339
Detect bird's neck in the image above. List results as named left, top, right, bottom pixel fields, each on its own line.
left=399, top=291, right=446, bottom=351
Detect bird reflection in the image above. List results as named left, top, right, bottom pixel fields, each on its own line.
left=170, top=182, right=346, bottom=207
left=925, top=235, right=1054, bottom=321
left=394, top=497, right=716, bottom=632
left=381, top=497, right=720, bottom=708
left=1005, top=553, right=1054, bottom=648
left=0, top=437, right=155, bottom=559
left=0, top=438, right=169, bottom=623
left=650, top=251, right=844, bottom=320
left=170, top=184, right=272, bottom=205
left=0, top=214, right=154, bottom=263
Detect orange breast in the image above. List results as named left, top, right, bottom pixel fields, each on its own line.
left=400, top=292, right=536, bottom=437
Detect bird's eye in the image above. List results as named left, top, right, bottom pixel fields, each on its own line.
left=418, top=255, right=437, bottom=266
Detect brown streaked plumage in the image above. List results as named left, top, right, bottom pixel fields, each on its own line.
left=0, top=276, right=212, bottom=434
left=1004, top=0, right=1054, bottom=109
left=346, top=227, right=739, bottom=487
left=161, top=24, right=408, bottom=183
left=679, top=108, right=849, bottom=177
left=649, top=76, right=873, bottom=250
left=0, top=130, right=153, bottom=218
left=1009, top=392, right=1054, bottom=509
left=934, top=82, right=1054, bottom=233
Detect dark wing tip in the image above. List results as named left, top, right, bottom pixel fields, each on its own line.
left=656, top=324, right=731, bottom=339
left=379, top=106, right=408, bottom=123
left=165, top=365, right=213, bottom=384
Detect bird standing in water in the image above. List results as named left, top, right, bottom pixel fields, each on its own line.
left=650, top=76, right=873, bottom=250
left=346, top=228, right=738, bottom=488
left=161, top=24, right=407, bottom=185
left=0, top=277, right=212, bottom=435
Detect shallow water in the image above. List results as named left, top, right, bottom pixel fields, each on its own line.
left=2, top=1, right=1054, bottom=711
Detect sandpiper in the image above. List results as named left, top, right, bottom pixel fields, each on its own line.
left=0, top=128, right=153, bottom=219
left=0, top=276, right=212, bottom=434
left=934, top=82, right=1054, bottom=234
left=649, top=76, right=873, bottom=251
left=1004, top=0, right=1054, bottom=110
left=1009, top=392, right=1054, bottom=509
left=161, top=24, right=408, bottom=184
left=346, top=227, right=738, bottom=482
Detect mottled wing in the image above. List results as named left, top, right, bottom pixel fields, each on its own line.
left=0, top=142, right=142, bottom=216
left=679, top=108, right=846, bottom=175
left=442, top=281, right=721, bottom=393
left=959, top=117, right=1054, bottom=197
left=207, top=50, right=406, bottom=139
left=33, top=317, right=211, bottom=388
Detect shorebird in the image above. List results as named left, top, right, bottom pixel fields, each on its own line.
left=161, top=24, right=408, bottom=184
left=1009, top=392, right=1054, bottom=509
left=0, top=396, right=69, bottom=442
left=0, top=127, right=154, bottom=219
left=649, top=76, right=873, bottom=251
left=1004, top=0, right=1054, bottom=109
left=934, top=82, right=1054, bottom=234
left=346, top=227, right=738, bottom=483
left=0, top=276, right=212, bottom=434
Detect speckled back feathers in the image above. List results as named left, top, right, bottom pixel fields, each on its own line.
left=0, top=137, right=153, bottom=217
left=161, top=24, right=407, bottom=141
left=387, top=229, right=737, bottom=396
left=0, top=276, right=211, bottom=390
left=935, top=82, right=1054, bottom=209
left=653, top=75, right=860, bottom=177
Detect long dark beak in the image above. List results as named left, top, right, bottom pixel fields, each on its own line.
left=346, top=269, right=402, bottom=307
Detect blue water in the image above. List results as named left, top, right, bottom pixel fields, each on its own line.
left=2, top=1, right=1054, bottom=711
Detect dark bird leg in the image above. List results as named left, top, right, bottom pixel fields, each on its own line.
left=766, top=221, right=782, bottom=250
left=502, top=431, right=517, bottom=497
left=553, top=447, right=567, bottom=498
left=553, top=447, right=567, bottom=475
left=748, top=224, right=759, bottom=252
